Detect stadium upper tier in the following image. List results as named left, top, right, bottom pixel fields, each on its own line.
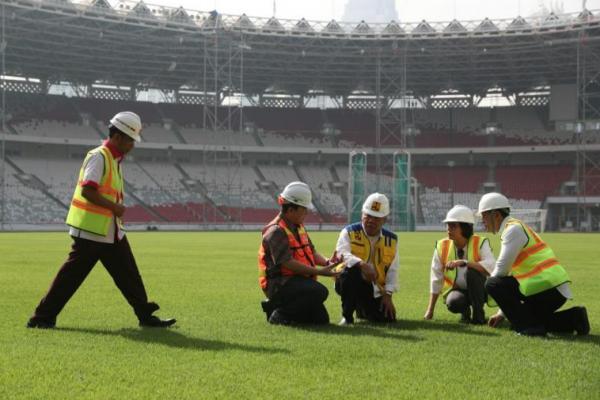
left=3, top=0, right=600, bottom=96
left=6, top=94, right=600, bottom=148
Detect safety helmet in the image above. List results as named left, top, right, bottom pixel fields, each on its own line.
left=443, top=205, right=475, bottom=225
left=279, top=181, right=312, bottom=208
left=110, top=111, right=142, bottom=142
left=477, top=192, right=511, bottom=216
left=362, top=192, right=390, bottom=218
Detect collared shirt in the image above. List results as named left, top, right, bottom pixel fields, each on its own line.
left=493, top=217, right=571, bottom=298
left=69, top=140, right=125, bottom=244
left=429, top=239, right=495, bottom=294
left=262, top=215, right=315, bottom=268
left=261, top=214, right=316, bottom=297
left=335, top=224, right=400, bottom=297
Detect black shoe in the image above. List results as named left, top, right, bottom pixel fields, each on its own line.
left=268, top=309, right=292, bottom=326
left=459, top=312, right=471, bottom=324
left=471, top=308, right=486, bottom=325
left=147, top=302, right=160, bottom=314
left=26, top=317, right=56, bottom=329
left=470, top=318, right=487, bottom=325
left=574, top=306, right=590, bottom=336
left=139, top=315, right=176, bottom=328
left=517, top=326, right=547, bottom=337
left=261, top=299, right=275, bottom=320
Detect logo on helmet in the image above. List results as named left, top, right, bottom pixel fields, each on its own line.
left=371, top=201, right=381, bottom=212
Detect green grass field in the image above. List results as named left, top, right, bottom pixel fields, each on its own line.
left=1, top=231, right=598, bottom=399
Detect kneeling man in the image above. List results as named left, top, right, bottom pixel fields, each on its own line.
left=258, top=182, right=339, bottom=325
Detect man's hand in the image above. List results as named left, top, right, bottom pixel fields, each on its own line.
left=82, top=186, right=125, bottom=218
left=327, top=251, right=342, bottom=266
left=317, top=263, right=341, bottom=278
left=488, top=312, right=505, bottom=328
left=112, top=203, right=126, bottom=218
left=359, top=262, right=377, bottom=282
left=380, top=293, right=396, bottom=320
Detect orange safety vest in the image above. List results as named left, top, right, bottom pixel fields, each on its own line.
left=258, top=216, right=316, bottom=290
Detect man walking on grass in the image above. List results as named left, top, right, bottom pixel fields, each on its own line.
left=27, top=111, right=176, bottom=329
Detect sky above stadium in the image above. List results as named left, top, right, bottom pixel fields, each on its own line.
left=149, top=0, right=600, bottom=22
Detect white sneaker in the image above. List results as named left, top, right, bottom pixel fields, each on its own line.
left=338, top=317, right=352, bottom=326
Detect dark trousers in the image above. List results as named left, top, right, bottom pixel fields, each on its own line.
left=32, top=236, right=158, bottom=323
left=445, top=268, right=487, bottom=322
left=270, top=276, right=330, bottom=324
left=334, top=266, right=394, bottom=323
left=485, top=276, right=579, bottom=333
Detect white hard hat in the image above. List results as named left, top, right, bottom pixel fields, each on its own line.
left=279, top=181, right=312, bottom=208
left=477, top=192, right=511, bottom=215
left=443, top=205, right=475, bottom=224
left=110, top=111, right=142, bottom=142
left=362, top=192, right=390, bottom=218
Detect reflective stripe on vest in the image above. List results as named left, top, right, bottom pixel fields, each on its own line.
left=504, top=218, right=570, bottom=296
left=65, top=146, right=123, bottom=236
left=436, top=235, right=483, bottom=298
left=346, top=223, right=397, bottom=293
left=258, top=216, right=316, bottom=290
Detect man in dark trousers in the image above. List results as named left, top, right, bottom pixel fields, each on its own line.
left=258, top=181, right=339, bottom=325
left=334, top=193, right=399, bottom=325
left=27, top=111, right=176, bottom=329
left=479, top=192, right=589, bottom=337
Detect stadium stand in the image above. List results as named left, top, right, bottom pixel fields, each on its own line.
left=11, top=120, right=101, bottom=140
left=2, top=2, right=599, bottom=231
left=495, top=165, right=573, bottom=200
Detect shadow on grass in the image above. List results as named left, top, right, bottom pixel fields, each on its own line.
left=290, top=323, right=424, bottom=342
left=286, top=318, right=502, bottom=339
left=390, top=319, right=501, bottom=337
left=547, top=333, right=600, bottom=346
left=57, top=327, right=289, bottom=354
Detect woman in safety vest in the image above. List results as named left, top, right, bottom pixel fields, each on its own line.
left=480, top=192, right=589, bottom=337
left=424, top=205, right=495, bottom=324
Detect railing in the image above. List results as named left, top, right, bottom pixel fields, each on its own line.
left=7, top=0, right=600, bottom=39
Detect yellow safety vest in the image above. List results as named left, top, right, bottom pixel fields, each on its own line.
left=436, top=235, right=486, bottom=298
left=345, top=222, right=397, bottom=292
left=503, top=217, right=570, bottom=296
left=65, top=145, right=123, bottom=236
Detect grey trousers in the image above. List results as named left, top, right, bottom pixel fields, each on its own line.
left=445, top=268, right=487, bottom=323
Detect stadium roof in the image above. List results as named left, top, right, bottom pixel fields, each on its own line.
left=3, top=0, right=600, bottom=98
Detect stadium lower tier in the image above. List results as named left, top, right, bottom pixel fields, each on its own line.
left=1, top=152, right=581, bottom=227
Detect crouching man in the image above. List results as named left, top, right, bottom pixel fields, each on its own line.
left=334, top=193, right=399, bottom=325
left=258, top=182, right=339, bottom=325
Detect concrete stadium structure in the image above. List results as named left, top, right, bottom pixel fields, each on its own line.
left=1, top=0, right=599, bottom=231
